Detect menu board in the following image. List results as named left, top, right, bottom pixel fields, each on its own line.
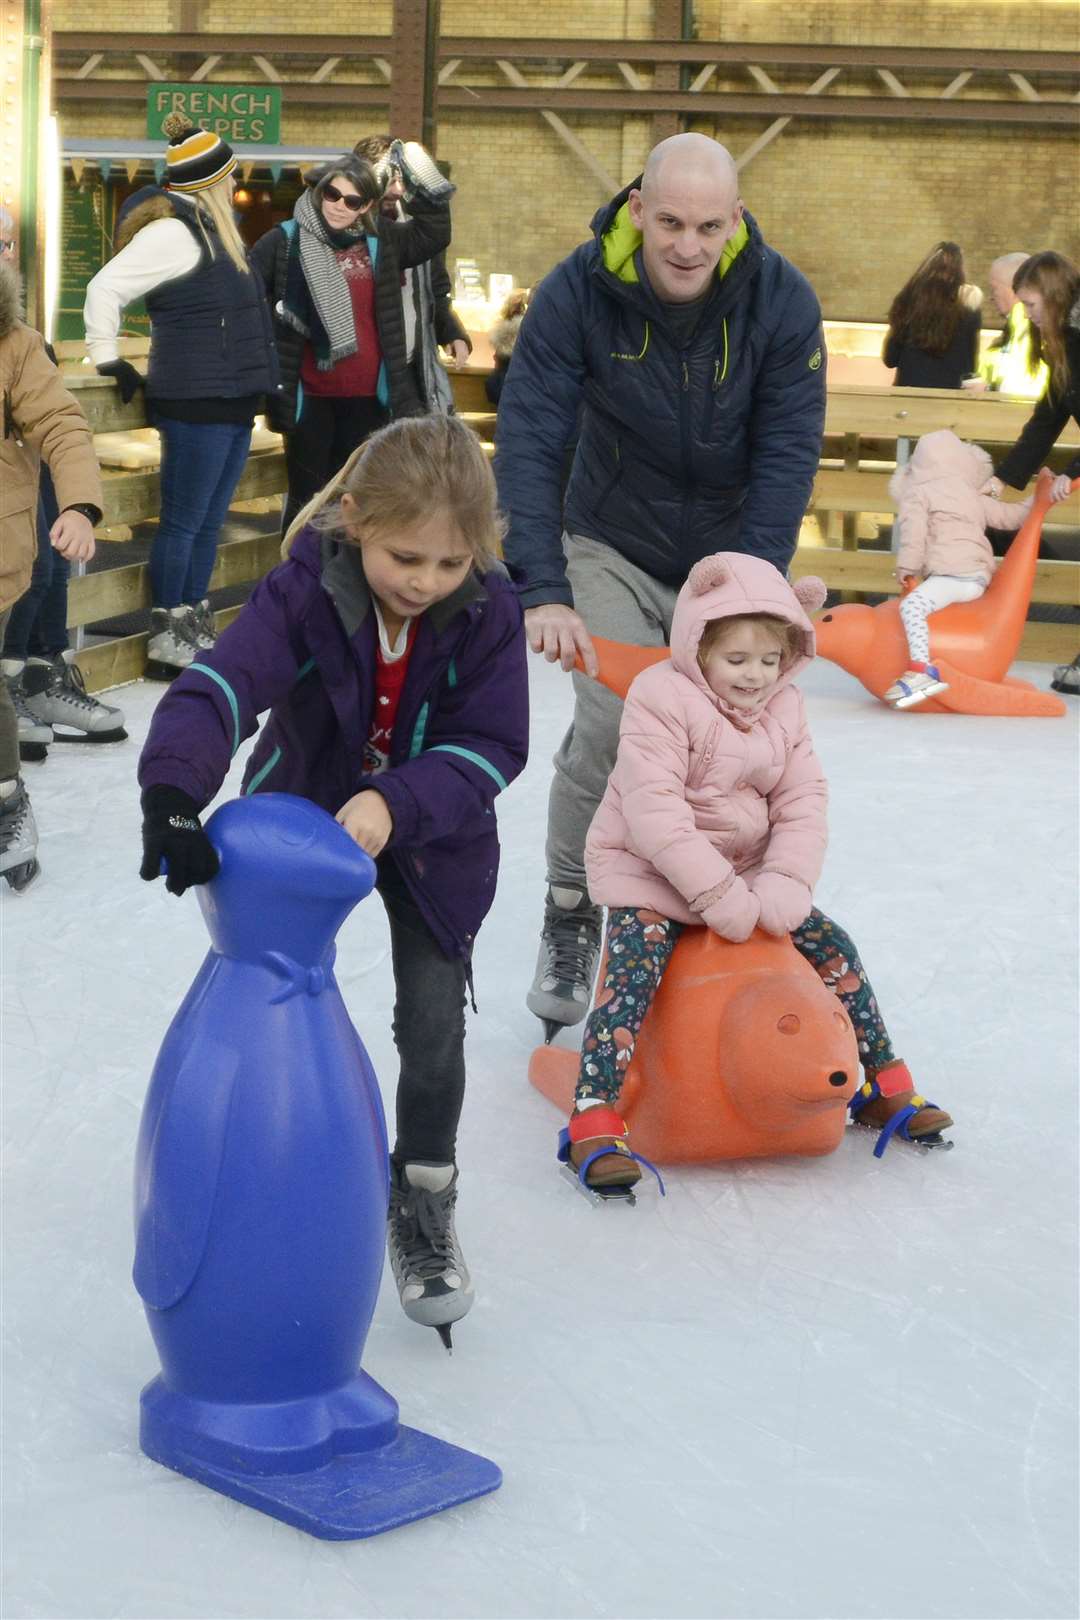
left=56, top=176, right=150, bottom=343
left=56, top=177, right=108, bottom=342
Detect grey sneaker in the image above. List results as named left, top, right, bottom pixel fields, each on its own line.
left=387, top=1162, right=473, bottom=1341
left=1, top=661, right=52, bottom=762
left=22, top=652, right=126, bottom=743
left=0, top=779, right=40, bottom=892
left=527, top=884, right=603, bottom=1039
left=146, top=607, right=200, bottom=681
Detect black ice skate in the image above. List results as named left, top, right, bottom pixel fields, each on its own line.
left=0, top=779, right=40, bottom=892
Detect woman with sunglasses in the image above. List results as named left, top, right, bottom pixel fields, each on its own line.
left=252, top=147, right=454, bottom=535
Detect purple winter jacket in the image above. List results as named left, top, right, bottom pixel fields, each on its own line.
left=138, top=525, right=530, bottom=960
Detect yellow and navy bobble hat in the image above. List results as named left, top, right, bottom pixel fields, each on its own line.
left=161, top=110, right=237, bottom=194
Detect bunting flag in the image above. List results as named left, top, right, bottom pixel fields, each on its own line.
left=99, top=159, right=112, bottom=180
left=125, top=160, right=141, bottom=183
left=71, top=159, right=86, bottom=185
left=269, top=164, right=282, bottom=183
left=241, top=162, right=255, bottom=181
left=154, top=160, right=166, bottom=181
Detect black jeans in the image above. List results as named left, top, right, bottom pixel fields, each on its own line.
left=376, top=855, right=467, bottom=1167
left=282, top=394, right=387, bottom=537
left=3, top=468, right=69, bottom=661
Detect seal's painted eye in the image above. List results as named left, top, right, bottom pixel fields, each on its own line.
left=777, top=1014, right=800, bottom=1035
left=820, top=614, right=833, bottom=623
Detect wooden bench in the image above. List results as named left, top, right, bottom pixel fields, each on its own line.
left=59, top=372, right=1077, bottom=691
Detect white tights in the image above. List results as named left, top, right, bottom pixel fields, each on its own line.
left=899, top=574, right=986, bottom=665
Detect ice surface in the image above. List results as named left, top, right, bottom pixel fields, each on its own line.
left=2, top=655, right=1077, bottom=1620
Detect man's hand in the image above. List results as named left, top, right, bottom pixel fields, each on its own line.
left=1050, top=472, right=1076, bottom=503
left=982, top=475, right=1005, bottom=499
left=49, top=509, right=96, bottom=562
left=336, top=789, right=393, bottom=857
left=523, top=603, right=599, bottom=677
left=443, top=339, right=470, bottom=367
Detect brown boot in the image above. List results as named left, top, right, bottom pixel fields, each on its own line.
left=562, top=1104, right=642, bottom=1190
left=853, top=1060, right=954, bottom=1153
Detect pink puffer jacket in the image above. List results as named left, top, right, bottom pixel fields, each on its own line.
left=585, top=553, right=829, bottom=940
left=890, top=429, right=1031, bottom=583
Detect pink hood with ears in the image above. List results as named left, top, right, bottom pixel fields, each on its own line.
left=584, top=553, right=830, bottom=928
left=887, top=428, right=1028, bottom=582
left=669, top=551, right=827, bottom=724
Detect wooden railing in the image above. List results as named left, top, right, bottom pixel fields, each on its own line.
left=63, top=372, right=1079, bottom=691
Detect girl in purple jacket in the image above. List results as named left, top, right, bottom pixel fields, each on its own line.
left=138, top=414, right=529, bottom=1344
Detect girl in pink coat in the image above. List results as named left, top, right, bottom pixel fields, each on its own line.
left=561, top=552, right=953, bottom=1192
left=886, top=430, right=1032, bottom=707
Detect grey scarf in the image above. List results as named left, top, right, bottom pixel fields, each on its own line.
left=291, top=189, right=368, bottom=369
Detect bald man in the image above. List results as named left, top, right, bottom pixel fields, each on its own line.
left=977, top=252, right=1048, bottom=399
left=494, top=133, right=826, bottom=1036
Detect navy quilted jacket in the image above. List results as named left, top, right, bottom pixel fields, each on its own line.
left=495, top=189, right=826, bottom=606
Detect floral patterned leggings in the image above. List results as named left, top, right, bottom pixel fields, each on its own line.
left=576, top=906, right=896, bottom=1107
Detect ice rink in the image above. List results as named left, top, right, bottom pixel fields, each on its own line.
left=3, top=652, right=1078, bottom=1620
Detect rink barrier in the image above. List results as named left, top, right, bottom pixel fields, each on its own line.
left=61, top=372, right=1079, bottom=691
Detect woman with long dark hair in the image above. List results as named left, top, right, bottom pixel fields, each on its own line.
left=251, top=143, right=453, bottom=536
left=882, top=242, right=982, bottom=390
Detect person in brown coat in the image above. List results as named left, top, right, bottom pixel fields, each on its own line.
left=0, top=258, right=103, bottom=890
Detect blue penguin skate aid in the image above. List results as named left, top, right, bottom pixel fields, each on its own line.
left=133, top=794, right=501, bottom=1539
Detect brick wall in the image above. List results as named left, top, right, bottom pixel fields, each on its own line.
left=52, top=0, right=1079, bottom=319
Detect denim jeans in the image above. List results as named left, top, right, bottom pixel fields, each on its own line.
left=151, top=416, right=252, bottom=609
left=376, top=854, right=468, bottom=1167
left=3, top=467, right=69, bottom=660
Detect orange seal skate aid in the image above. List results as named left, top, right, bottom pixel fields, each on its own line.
left=813, top=470, right=1070, bottom=717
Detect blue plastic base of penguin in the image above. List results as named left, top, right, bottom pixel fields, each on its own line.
left=139, top=1375, right=502, bottom=1540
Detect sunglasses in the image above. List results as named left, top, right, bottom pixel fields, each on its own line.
left=323, top=183, right=367, bottom=211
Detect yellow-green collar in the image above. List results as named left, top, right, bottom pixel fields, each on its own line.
left=601, top=201, right=749, bottom=285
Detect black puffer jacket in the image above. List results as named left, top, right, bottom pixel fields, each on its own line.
left=494, top=188, right=825, bottom=607
left=997, top=297, right=1080, bottom=488
left=250, top=192, right=450, bottom=434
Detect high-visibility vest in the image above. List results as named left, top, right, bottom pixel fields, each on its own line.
left=978, top=303, right=1049, bottom=399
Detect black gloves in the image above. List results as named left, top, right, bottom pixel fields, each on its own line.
left=96, top=359, right=145, bottom=404
left=140, top=785, right=220, bottom=896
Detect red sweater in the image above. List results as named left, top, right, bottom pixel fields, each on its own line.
left=300, top=241, right=382, bottom=398
left=363, top=616, right=418, bottom=774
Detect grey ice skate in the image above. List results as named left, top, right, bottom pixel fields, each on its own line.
left=145, top=607, right=200, bottom=681
left=189, top=599, right=218, bottom=651
left=0, top=779, right=40, bottom=892
left=1051, top=655, right=1080, bottom=695
left=527, top=884, right=603, bottom=1043
left=387, top=1162, right=473, bottom=1351
left=1, top=662, right=52, bottom=762
left=22, top=651, right=126, bottom=743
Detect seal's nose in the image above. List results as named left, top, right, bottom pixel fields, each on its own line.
left=827, top=1071, right=848, bottom=1088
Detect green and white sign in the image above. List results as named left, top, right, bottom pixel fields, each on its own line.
left=147, top=84, right=281, bottom=145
